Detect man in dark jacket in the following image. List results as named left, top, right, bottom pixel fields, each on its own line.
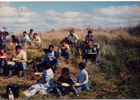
left=54, top=68, right=79, bottom=97
left=42, top=45, right=59, bottom=73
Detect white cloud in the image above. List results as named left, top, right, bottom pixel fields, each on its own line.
left=0, top=2, right=11, bottom=7
left=0, top=4, right=140, bottom=33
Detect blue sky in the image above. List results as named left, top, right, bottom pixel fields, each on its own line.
left=10, top=2, right=140, bottom=14
left=0, top=1, right=140, bottom=33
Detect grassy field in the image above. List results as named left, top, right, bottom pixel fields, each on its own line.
left=0, top=25, right=140, bottom=99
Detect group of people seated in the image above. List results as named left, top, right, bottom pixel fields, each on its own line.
left=0, top=28, right=98, bottom=97
left=0, top=29, right=41, bottom=47
left=22, top=62, right=90, bottom=97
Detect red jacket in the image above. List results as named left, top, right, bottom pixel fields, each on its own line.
left=0, top=52, right=8, bottom=62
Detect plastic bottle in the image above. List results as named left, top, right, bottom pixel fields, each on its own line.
left=8, top=88, right=14, bottom=100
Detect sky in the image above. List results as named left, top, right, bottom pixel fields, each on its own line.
left=0, top=1, right=140, bottom=33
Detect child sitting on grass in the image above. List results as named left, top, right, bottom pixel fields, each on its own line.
left=76, top=62, right=90, bottom=91
left=54, top=67, right=79, bottom=97
left=0, top=46, right=7, bottom=75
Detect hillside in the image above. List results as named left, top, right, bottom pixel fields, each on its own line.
left=0, top=25, right=140, bottom=99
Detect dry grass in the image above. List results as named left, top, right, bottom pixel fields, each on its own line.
left=0, top=25, right=140, bottom=99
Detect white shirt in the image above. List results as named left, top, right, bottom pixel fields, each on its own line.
left=66, top=33, right=78, bottom=43
left=28, top=68, right=54, bottom=95
left=28, top=33, right=34, bottom=39
left=76, top=69, right=88, bottom=84
left=21, top=35, right=30, bottom=43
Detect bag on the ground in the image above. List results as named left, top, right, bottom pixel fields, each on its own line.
left=6, top=84, right=20, bottom=98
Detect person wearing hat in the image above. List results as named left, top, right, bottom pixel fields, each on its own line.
left=54, top=67, right=79, bottom=97
left=82, top=41, right=97, bottom=64
left=85, top=30, right=94, bottom=44
left=20, top=31, right=30, bottom=46
left=28, top=29, right=34, bottom=39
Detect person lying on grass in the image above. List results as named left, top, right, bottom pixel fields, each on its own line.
left=76, top=62, right=90, bottom=91
left=54, top=67, right=79, bottom=97
left=22, top=62, right=53, bottom=97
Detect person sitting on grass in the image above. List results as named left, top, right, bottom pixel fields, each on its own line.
left=22, top=62, right=53, bottom=97
left=31, top=33, right=41, bottom=46
left=82, top=41, right=97, bottom=64
left=28, top=29, right=34, bottom=39
left=76, top=62, right=90, bottom=91
left=42, top=45, right=59, bottom=73
left=54, top=67, right=79, bottom=97
left=0, top=32, right=5, bottom=47
left=4, top=31, right=10, bottom=45
left=65, top=30, right=79, bottom=45
left=85, top=30, right=94, bottom=45
left=20, top=31, right=30, bottom=46
left=10, top=35, right=20, bottom=47
left=5, top=45, right=27, bottom=79
left=0, top=46, right=7, bottom=76
left=58, top=40, right=70, bottom=61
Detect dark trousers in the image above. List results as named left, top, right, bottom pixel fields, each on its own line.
left=82, top=54, right=97, bottom=63
left=54, top=84, right=79, bottom=97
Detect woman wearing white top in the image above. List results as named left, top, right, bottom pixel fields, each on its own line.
left=22, top=62, right=54, bottom=96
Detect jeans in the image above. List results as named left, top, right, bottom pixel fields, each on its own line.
left=76, top=83, right=90, bottom=91
left=58, top=49, right=70, bottom=60
left=0, top=60, right=7, bottom=68
left=54, top=84, right=79, bottom=96
left=8, top=62, right=27, bottom=70
left=8, top=62, right=27, bottom=77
